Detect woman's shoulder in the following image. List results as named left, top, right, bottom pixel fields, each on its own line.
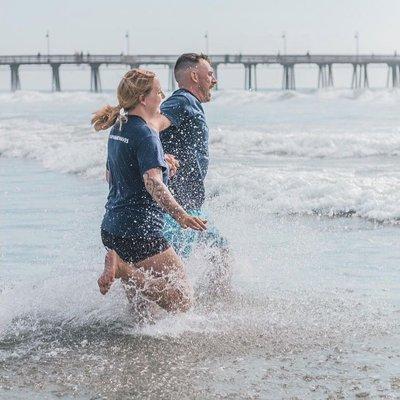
left=137, top=121, right=158, bottom=138
left=119, top=117, right=153, bottom=138
left=127, top=120, right=160, bottom=147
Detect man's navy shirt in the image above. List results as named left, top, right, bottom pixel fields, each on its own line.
left=101, top=115, right=168, bottom=238
left=160, top=89, right=209, bottom=210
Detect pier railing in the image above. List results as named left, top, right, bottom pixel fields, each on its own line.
left=2, top=53, right=400, bottom=91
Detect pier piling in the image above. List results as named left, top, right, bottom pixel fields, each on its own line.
left=282, top=64, right=295, bottom=90
left=51, top=64, right=61, bottom=91
left=318, top=64, right=334, bottom=88
left=386, top=64, right=400, bottom=88
left=10, top=64, right=21, bottom=91
left=244, top=64, right=257, bottom=90
left=90, top=64, right=101, bottom=92
left=351, top=64, right=369, bottom=89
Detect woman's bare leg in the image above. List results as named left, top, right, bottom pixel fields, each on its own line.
left=125, top=247, right=193, bottom=312
left=98, top=250, right=119, bottom=295
left=97, top=247, right=193, bottom=313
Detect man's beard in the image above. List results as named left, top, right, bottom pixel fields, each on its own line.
left=200, top=86, right=212, bottom=102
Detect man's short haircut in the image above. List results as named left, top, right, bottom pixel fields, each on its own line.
left=174, top=53, right=211, bottom=80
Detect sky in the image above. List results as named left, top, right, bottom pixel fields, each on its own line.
left=0, top=0, right=399, bottom=90
left=2, top=0, right=400, bottom=55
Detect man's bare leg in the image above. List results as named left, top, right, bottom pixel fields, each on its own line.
left=200, top=246, right=233, bottom=301
left=213, top=247, right=233, bottom=296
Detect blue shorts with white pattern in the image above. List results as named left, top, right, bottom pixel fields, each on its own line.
left=162, top=210, right=228, bottom=259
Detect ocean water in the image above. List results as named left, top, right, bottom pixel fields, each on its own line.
left=1, top=88, right=400, bottom=399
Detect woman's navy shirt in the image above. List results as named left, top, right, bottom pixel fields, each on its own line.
left=101, top=115, right=168, bottom=238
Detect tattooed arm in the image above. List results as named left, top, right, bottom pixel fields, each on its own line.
left=143, top=168, right=207, bottom=231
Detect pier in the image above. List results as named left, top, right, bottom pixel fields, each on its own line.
left=1, top=54, right=400, bottom=92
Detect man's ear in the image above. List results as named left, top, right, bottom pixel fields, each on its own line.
left=190, top=70, right=199, bottom=83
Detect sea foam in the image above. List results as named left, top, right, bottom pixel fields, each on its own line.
left=0, top=89, right=399, bottom=224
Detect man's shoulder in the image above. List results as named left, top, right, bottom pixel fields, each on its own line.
left=160, top=91, right=196, bottom=126
left=162, top=90, right=193, bottom=109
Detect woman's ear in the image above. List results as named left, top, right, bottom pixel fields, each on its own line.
left=139, top=94, right=146, bottom=106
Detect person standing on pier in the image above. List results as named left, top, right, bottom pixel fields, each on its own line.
left=152, top=53, right=232, bottom=297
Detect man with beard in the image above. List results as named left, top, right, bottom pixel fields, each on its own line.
left=152, top=53, right=232, bottom=298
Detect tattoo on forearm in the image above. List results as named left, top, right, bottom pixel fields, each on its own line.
left=143, top=171, right=185, bottom=220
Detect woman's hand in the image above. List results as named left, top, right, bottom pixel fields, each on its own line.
left=143, top=168, right=206, bottom=231
left=165, top=154, right=179, bottom=177
left=177, top=214, right=207, bottom=231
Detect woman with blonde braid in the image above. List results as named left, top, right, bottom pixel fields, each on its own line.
left=92, top=69, right=207, bottom=313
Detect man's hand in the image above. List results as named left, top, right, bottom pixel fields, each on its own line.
left=165, top=154, right=180, bottom=177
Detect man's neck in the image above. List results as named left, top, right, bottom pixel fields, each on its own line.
left=177, top=85, right=202, bottom=102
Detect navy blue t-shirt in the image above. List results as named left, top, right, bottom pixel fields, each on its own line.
left=101, top=115, right=169, bottom=238
left=160, top=89, right=209, bottom=210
